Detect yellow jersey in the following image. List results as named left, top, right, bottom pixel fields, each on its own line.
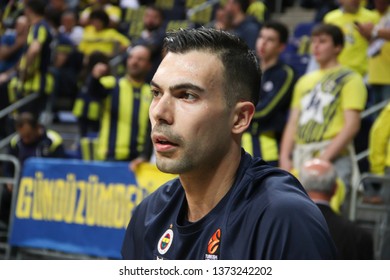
left=368, top=8, right=390, bottom=85
left=291, top=66, right=367, bottom=143
left=78, top=26, right=130, bottom=57
left=324, top=7, right=380, bottom=76
left=369, top=102, right=390, bottom=174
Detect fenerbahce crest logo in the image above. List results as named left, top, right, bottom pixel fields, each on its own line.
left=157, top=228, right=174, bottom=255
left=205, top=229, right=221, bottom=260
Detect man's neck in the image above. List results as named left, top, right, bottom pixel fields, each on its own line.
left=308, top=191, right=332, bottom=203
left=30, top=15, right=42, bottom=25
left=126, top=74, right=144, bottom=86
left=180, top=145, right=242, bottom=222
left=261, top=56, right=278, bottom=71
left=319, top=59, right=339, bottom=70
left=343, top=6, right=359, bottom=14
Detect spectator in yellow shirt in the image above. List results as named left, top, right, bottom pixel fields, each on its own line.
left=357, top=0, right=390, bottom=104
left=367, top=102, right=390, bottom=203
left=79, top=9, right=130, bottom=62
left=323, top=0, right=380, bottom=76
left=280, top=24, right=367, bottom=189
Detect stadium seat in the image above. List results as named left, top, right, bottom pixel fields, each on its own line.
left=291, top=21, right=316, bottom=56
left=120, top=6, right=146, bottom=40
left=186, top=0, right=214, bottom=25
left=350, top=173, right=390, bottom=259
left=155, top=0, right=187, bottom=21
left=165, top=20, right=195, bottom=32
left=280, top=52, right=310, bottom=79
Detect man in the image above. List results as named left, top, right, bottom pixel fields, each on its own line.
left=280, top=24, right=367, bottom=188
left=78, top=9, right=130, bottom=60
left=72, top=51, right=110, bottom=139
left=87, top=45, right=152, bottom=162
left=323, top=0, right=379, bottom=76
left=366, top=101, right=390, bottom=203
left=0, top=15, right=29, bottom=139
left=300, top=158, right=374, bottom=259
left=357, top=0, right=390, bottom=104
left=59, top=10, right=84, bottom=45
left=132, top=5, right=165, bottom=82
left=0, top=112, right=65, bottom=225
left=45, top=7, right=80, bottom=113
left=242, top=21, right=296, bottom=166
left=5, top=0, right=54, bottom=116
left=121, top=28, right=336, bottom=260
left=224, top=0, right=261, bottom=50
left=79, top=0, right=122, bottom=28
left=0, top=15, right=28, bottom=76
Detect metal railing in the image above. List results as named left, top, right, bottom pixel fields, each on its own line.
left=348, top=99, right=390, bottom=222
left=0, top=92, right=39, bottom=120
left=355, top=99, right=389, bottom=162
left=0, top=93, right=39, bottom=151
left=0, top=154, right=21, bottom=259
left=186, top=0, right=220, bottom=19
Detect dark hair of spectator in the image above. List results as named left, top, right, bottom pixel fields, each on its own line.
left=146, top=4, right=164, bottom=21
left=262, top=21, right=289, bottom=44
left=87, top=51, right=110, bottom=73
left=62, top=9, right=79, bottom=22
left=45, top=7, right=63, bottom=28
left=311, top=23, right=345, bottom=48
left=15, top=112, right=39, bottom=129
left=25, top=0, right=46, bottom=16
left=234, top=0, right=250, bottom=13
left=89, top=9, right=110, bottom=29
left=163, top=28, right=261, bottom=107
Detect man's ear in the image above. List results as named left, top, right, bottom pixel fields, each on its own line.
left=232, top=101, right=255, bottom=134
left=334, top=44, right=342, bottom=56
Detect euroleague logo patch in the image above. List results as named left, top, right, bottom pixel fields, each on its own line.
left=205, top=229, right=221, bottom=260
left=157, top=229, right=174, bottom=255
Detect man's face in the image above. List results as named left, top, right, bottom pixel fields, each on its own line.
left=224, top=0, right=238, bottom=16
left=126, top=46, right=151, bottom=80
left=149, top=50, right=234, bottom=175
left=17, top=124, right=39, bottom=145
left=61, top=13, right=76, bottom=32
left=50, top=0, right=65, bottom=9
left=15, top=16, right=29, bottom=35
left=143, top=8, right=162, bottom=31
left=340, top=0, right=361, bottom=12
left=374, top=0, right=389, bottom=12
left=90, top=18, right=104, bottom=31
left=311, top=34, right=341, bottom=65
left=256, top=28, right=284, bottom=61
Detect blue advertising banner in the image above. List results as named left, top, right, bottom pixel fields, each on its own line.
left=9, top=158, right=176, bottom=259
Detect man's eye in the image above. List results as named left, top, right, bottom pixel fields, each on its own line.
left=181, top=93, right=196, bottom=100
left=151, top=89, right=161, bottom=97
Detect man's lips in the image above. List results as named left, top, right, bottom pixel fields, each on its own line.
left=152, top=134, right=178, bottom=152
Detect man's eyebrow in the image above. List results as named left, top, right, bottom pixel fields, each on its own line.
left=150, top=80, right=205, bottom=93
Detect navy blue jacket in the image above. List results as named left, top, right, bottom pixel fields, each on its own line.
left=122, top=152, right=337, bottom=260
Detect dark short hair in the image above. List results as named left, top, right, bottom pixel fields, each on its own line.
left=89, top=9, right=110, bottom=28
left=25, top=0, right=46, bottom=16
left=146, top=4, right=164, bottom=20
left=45, top=7, right=62, bottom=28
left=311, top=23, right=344, bottom=48
left=262, top=21, right=289, bottom=44
left=88, top=51, right=110, bottom=72
left=163, top=28, right=261, bottom=107
left=234, top=0, right=250, bottom=13
left=62, top=9, right=79, bottom=21
left=15, top=112, right=39, bottom=129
